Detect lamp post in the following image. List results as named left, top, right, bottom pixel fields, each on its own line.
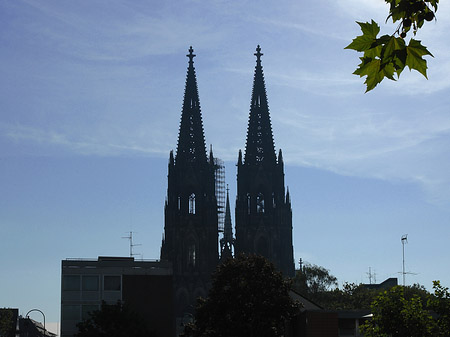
left=26, top=309, right=46, bottom=336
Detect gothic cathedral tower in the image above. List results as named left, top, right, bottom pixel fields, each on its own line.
left=160, top=47, right=219, bottom=317
left=235, top=45, right=295, bottom=277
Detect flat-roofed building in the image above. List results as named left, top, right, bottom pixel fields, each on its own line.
left=61, top=256, right=174, bottom=337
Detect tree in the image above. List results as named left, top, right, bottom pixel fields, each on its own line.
left=346, top=0, right=439, bottom=92
left=326, top=282, right=380, bottom=310
left=292, top=262, right=337, bottom=295
left=292, top=262, right=338, bottom=307
left=183, top=254, right=300, bottom=337
left=0, top=309, right=14, bottom=337
left=428, top=281, right=450, bottom=336
left=75, top=301, right=155, bottom=337
left=360, top=285, right=436, bottom=337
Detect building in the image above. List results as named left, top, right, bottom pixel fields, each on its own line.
left=60, top=256, right=174, bottom=337
left=234, top=45, right=295, bottom=277
left=60, top=46, right=296, bottom=337
left=363, top=277, right=398, bottom=290
left=159, top=46, right=296, bottom=323
left=19, top=318, right=57, bottom=337
left=160, top=46, right=220, bottom=322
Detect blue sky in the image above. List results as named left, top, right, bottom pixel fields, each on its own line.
left=1, top=0, right=450, bottom=331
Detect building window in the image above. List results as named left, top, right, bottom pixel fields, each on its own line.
left=104, top=276, right=121, bottom=291
left=189, top=193, right=196, bottom=214
left=82, top=275, right=99, bottom=291
left=63, top=275, right=80, bottom=291
left=62, top=305, right=80, bottom=321
left=256, top=193, right=264, bottom=213
left=247, top=193, right=251, bottom=215
left=178, top=195, right=181, bottom=210
left=188, top=244, right=196, bottom=267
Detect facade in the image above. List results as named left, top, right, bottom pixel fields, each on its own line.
left=234, top=45, right=295, bottom=277
left=160, top=47, right=219, bottom=321
left=60, top=256, right=174, bottom=337
left=159, top=46, right=295, bottom=324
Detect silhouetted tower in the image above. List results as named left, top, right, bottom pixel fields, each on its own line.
left=160, top=47, right=219, bottom=318
left=235, top=45, right=295, bottom=277
left=220, top=185, right=234, bottom=261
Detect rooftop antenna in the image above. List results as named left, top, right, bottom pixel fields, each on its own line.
left=367, top=267, right=376, bottom=284
left=401, top=234, right=408, bottom=286
left=122, top=231, right=141, bottom=258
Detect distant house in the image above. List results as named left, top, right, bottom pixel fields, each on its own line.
left=60, top=256, right=174, bottom=337
left=363, top=277, right=398, bottom=290
left=335, top=278, right=398, bottom=337
left=288, top=290, right=339, bottom=337
left=19, top=318, right=57, bottom=337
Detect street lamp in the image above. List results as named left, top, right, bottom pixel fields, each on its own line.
left=26, top=309, right=46, bottom=336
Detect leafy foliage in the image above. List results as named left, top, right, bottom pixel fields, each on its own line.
left=0, top=309, right=15, bottom=337
left=292, top=262, right=432, bottom=312
left=346, top=0, right=438, bottom=92
left=428, top=281, right=450, bottom=335
left=292, top=262, right=337, bottom=296
left=325, top=283, right=380, bottom=310
left=360, top=286, right=436, bottom=337
left=75, top=301, right=155, bottom=337
left=183, top=254, right=299, bottom=337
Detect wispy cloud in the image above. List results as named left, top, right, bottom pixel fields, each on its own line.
left=1, top=123, right=171, bottom=157
left=2, top=0, right=450, bottom=205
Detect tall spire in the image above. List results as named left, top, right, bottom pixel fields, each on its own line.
left=224, top=185, right=233, bottom=242
left=220, top=185, right=234, bottom=260
left=176, top=46, right=207, bottom=165
left=244, top=45, right=276, bottom=166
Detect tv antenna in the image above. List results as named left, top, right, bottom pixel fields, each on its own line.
left=399, top=234, right=417, bottom=286
left=122, top=231, right=141, bottom=258
left=367, top=267, right=376, bottom=284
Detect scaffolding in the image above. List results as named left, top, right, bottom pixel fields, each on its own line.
left=214, top=158, right=226, bottom=232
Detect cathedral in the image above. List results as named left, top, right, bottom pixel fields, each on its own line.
left=160, top=45, right=295, bottom=320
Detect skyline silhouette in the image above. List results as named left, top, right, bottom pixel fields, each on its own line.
left=1, top=0, right=450, bottom=332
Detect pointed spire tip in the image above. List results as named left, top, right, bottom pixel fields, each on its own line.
left=187, top=46, right=196, bottom=65
left=254, top=45, right=263, bottom=63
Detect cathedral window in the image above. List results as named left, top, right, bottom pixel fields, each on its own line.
left=189, top=193, right=196, bottom=214
left=188, top=244, right=196, bottom=267
left=247, top=193, right=251, bottom=214
left=178, top=195, right=181, bottom=210
left=256, top=193, right=264, bottom=213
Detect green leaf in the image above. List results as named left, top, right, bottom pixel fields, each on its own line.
left=381, top=62, right=396, bottom=81
left=358, top=20, right=380, bottom=39
left=345, top=21, right=380, bottom=52
left=345, top=35, right=377, bottom=52
left=405, top=39, right=433, bottom=78
left=382, top=36, right=405, bottom=61
left=353, top=58, right=385, bottom=92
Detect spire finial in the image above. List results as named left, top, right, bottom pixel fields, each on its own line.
left=254, top=45, right=263, bottom=65
left=187, top=46, right=196, bottom=66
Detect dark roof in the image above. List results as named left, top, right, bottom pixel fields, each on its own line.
left=289, top=290, right=323, bottom=311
